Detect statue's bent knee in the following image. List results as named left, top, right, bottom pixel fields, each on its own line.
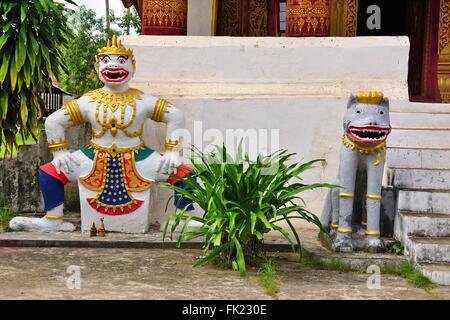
left=39, top=162, right=69, bottom=211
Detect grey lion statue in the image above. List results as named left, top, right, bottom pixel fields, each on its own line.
left=321, top=91, right=391, bottom=252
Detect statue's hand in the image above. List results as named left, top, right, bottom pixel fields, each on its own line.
left=158, top=151, right=180, bottom=175
left=52, top=150, right=80, bottom=175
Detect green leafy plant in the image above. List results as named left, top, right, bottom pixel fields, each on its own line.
left=0, top=0, right=75, bottom=156
left=163, top=144, right=335, bottom=276
left=388, top=242, right=405, bottom=256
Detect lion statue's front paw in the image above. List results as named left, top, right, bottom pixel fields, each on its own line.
left=332, top=233, right=354, bottom=252
left=364, top=236, right=386, bottom=253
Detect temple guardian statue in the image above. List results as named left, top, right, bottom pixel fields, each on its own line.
left=321, top=92, right=391, bottom=252
left=10, top=36, right=192, bottom=233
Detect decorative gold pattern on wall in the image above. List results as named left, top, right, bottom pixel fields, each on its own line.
left=438, top=0, right=450, bottom=102
left=142, top=0, right=187, bottom=35
left=330, top=0, right=357, bottom=36
left=217, top=0, right=268, bottom=36
left=218, top=0, right=242, bottom=36
left=439, top=0, right=450, bottom=53
left=286, top=0, right=331, bottom=36
left=249, top=0, right=268, bottom=36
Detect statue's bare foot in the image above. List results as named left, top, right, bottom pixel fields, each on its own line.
left=9, top=217, right=76, bottom=232
left=332, top=233, right=354, bottom=252
left=364, top=236, right=385, bottom=253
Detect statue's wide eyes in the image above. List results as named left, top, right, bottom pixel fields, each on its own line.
left=118, top=58, right=126, bottom=64
left=101, top=56, right=110, bottom=64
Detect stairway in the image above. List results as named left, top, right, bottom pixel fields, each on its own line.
left=389, top=100, right=450, bottom=285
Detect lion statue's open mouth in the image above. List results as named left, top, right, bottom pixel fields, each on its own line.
left=347, top=125, right=391, bottom=144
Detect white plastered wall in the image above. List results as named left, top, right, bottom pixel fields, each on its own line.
left=120, top=35, right=410, bottom=226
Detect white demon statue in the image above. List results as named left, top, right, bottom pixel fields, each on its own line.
left=321, top=91, right=391, bottom=252
left=10, top=36, right=193, bottom=233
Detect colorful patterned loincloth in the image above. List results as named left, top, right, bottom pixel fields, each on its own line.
left=80, top=142, right=155, bottom=215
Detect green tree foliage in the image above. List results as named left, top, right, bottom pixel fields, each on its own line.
left=0, top=0, right=75, bottom=156
left=111, top=7, right=141, bottom=35
left=62, top=6, right=106, bottom=97
left=62, top=6, right=124, bottom=97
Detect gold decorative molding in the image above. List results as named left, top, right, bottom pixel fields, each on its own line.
left=212, top=0, right=218, bottom=35
left=439, top=0, right=450, bottom=53
left=438, top=0, right=450, bottom=102
left=330, top=0, right=357, bottom=36
left=438, top=46, right=450, bottom=103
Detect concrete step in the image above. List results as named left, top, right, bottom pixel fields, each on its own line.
left=387, top=148, right=450, bottom=170
left=389, top=129, right=450, bottom=149
left=394, top=212, right=450, bottom=244
left=390, top=100, right=450, bottom=114
left=391, top=112, right=450, bottom=130
left=409, top=237, right=450, bottom=263
left=393, top=169, right=450, bottom=190
left=397, top=190, right=450, bottom=214
left=417, top=262, right=450, bottom=286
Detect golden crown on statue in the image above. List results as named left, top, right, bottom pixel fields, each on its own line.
left=95, top=35, right=136, bottom=68
left=355, top=91, right=384, bottom=105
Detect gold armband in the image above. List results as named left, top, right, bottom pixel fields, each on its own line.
left=337, top=228, right=352, bottom=234
left=151, top=98, right=170, bottom=123
left=165, top=139, right=180, bottom=151
left=63, top=100, right=85, bottom=127
left=366, top=194, right=382, bottom=200
left=45, top=214, right=64, bottom=220
left=339, top=193, right=354, bottom=198
left=365, top=230, right=381, bottom=236
left=48, top=139, right=67, bottom=152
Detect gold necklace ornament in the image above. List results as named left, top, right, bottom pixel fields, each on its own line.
left=342, top=134, right=386, bottom=166
left=87, top=88, right=144, bottom=138
left=87, top=88, right=143, bottom=113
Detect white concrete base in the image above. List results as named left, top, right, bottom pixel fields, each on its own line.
left=122, top=36, right=409, bottom=100
left=118, top=35, right=411, bottom=226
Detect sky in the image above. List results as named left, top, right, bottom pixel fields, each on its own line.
left=66, top=0, right=127, bottom=18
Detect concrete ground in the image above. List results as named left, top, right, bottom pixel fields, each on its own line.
left=0, top=246, right=448, bottom=300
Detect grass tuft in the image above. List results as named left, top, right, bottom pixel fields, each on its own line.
left=381, top=262, right=435, bottom=292
left=0, top=198, right=14, bottom=232
left=256, top=259, right=281, bottom=298
left=304, top=256, right=352, bottom=273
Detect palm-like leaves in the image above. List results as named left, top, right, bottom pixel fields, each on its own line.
left=0, top=0, right=74, bottom=155
left=164, top=144, right=335, bottom=276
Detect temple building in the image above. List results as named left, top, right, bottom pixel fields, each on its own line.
left=122, top=0, right=449, bottom=103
